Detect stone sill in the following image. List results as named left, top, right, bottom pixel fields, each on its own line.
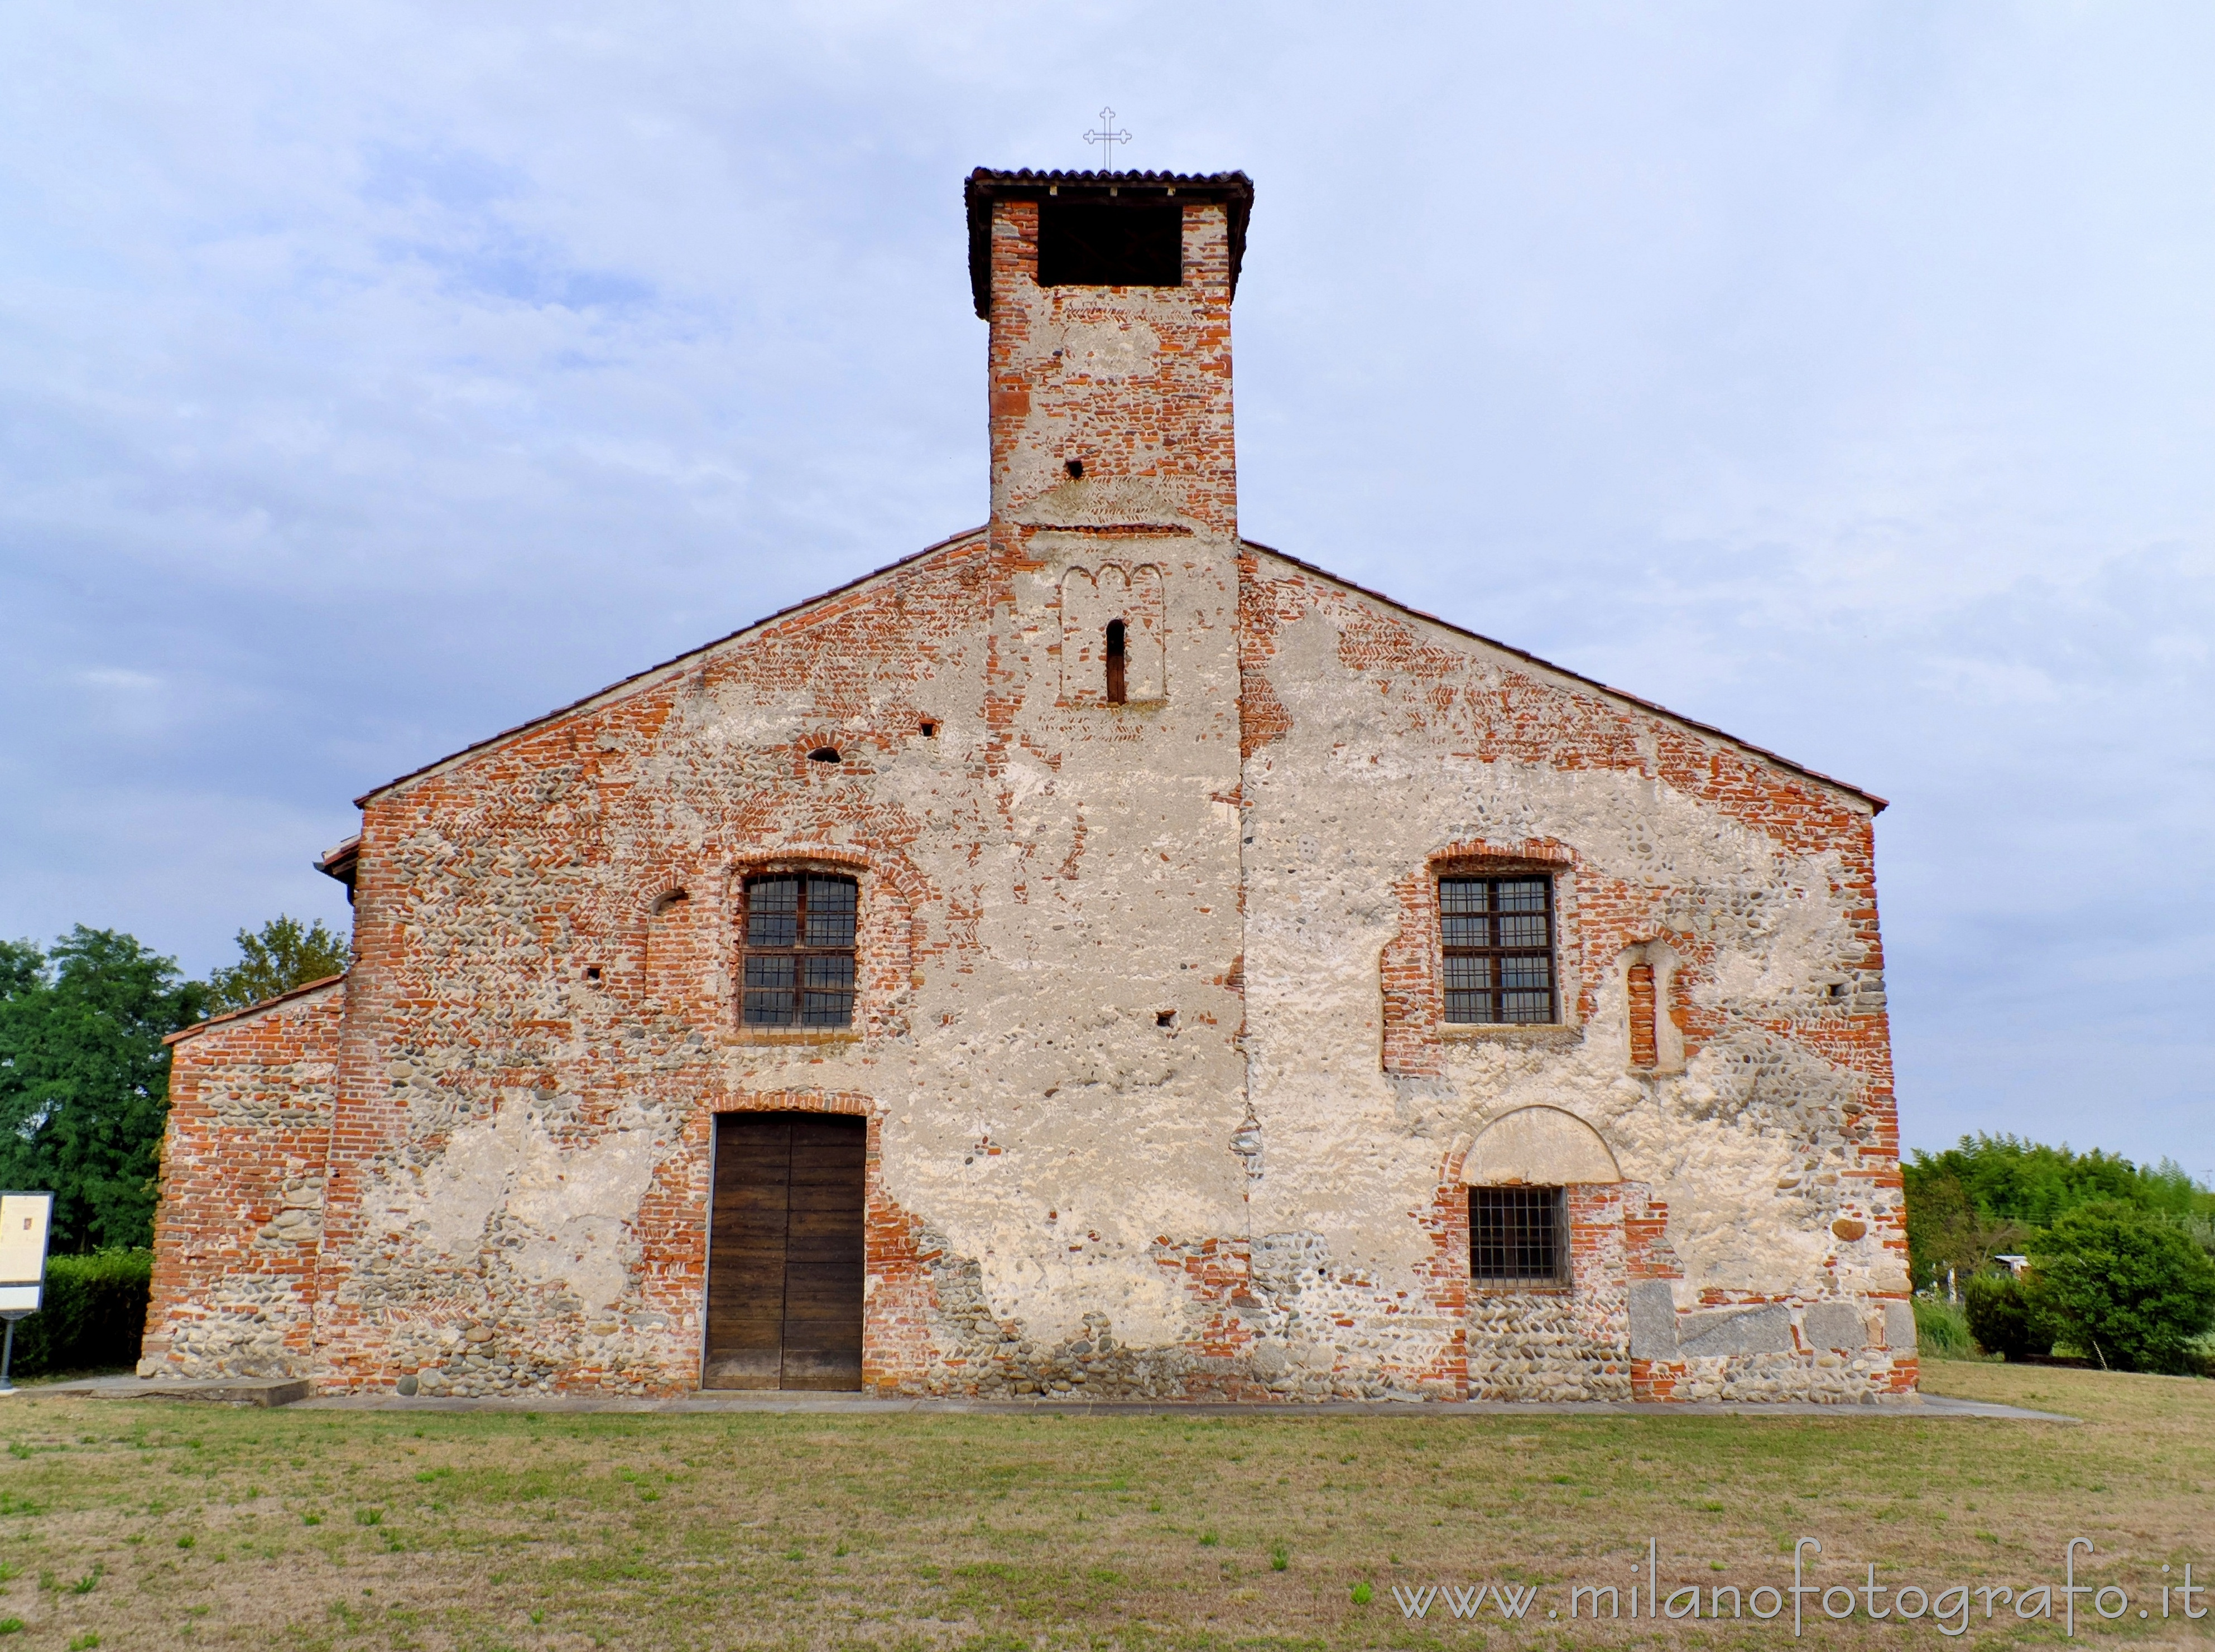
left=1472, top=1283, right=1574, bottom=1297
left=1442, top=1024, right=1582, bottom=1048
left=733, top=1029, right=862, bottom=1049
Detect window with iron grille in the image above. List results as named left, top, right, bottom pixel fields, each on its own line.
left=1440, top=874, right=1558, bottom=1024
left=1471, top=1186, right=1568, bottom=1286
left=741, top=874, right=858, bottom=1028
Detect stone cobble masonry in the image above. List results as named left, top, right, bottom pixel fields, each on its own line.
left=146, top=167, right=1915, bottom=1403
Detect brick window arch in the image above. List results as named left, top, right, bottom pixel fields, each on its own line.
left=1382, top=840, right=1577, bottom=1076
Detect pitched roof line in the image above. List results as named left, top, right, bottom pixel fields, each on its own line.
left=1239, top=538, right=1886, bottom=812
left=348, top=524, right=1881, bottom=817
left=352, top=526, right=991, bottom=807
left=165, top=973, right=348, bottom=1047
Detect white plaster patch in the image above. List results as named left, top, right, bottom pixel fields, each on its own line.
left=1241, top=577, right=1884, bottom=1310
left=1046, top=316, right=1161, bottom=379
left=372, top=1101, right=668, bottom=1311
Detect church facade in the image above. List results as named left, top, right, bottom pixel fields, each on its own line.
left=142, top=169, right=1916, bottom=1403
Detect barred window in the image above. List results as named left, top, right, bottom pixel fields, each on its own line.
left=1441, top=875, right=1558, bottom=1024
left=741, top=874, right=858, bottom=1028
left=1471, top=1186, right=1567, bottom=1286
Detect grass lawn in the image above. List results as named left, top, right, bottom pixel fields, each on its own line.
left=1, top=1362, right=2210, bottom=1651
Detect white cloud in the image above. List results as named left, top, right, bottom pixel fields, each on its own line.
left=0, top=0, right=2208, bottom=1163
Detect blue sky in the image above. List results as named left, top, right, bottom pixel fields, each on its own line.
left=1, top=3, right=2208, bottom=1169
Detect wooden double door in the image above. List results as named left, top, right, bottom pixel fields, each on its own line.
left=703, top=1112, right=866, bottom=1390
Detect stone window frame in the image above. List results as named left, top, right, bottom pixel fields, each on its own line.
left=1056, top=560, right=1169, bottom=708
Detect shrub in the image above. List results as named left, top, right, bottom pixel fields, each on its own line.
left=2030, top=1201, right=2215, bottom=1375
left=4, top=1250, right=152, bottom=1379
left=1962, top=1269, right=2055, bottom=1362
left=1912, top=1297, right=1977, bottom=1359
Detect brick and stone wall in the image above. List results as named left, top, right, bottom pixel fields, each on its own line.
left=1236, top=548, right=1914, bottom=1403
left=141, top=979, right=344, bottom=1380
left=140, top=168, right=1914, bottom=1404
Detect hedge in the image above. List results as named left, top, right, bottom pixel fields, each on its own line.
left=3, top=1249, right=152, bottom=1379
left=1962, top=1269, right=2055, bottom=1362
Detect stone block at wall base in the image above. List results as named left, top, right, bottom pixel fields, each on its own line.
left=1675, top=1304, right=1795, bottom=1357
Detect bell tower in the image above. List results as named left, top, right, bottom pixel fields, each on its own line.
left=965, top=168, right=1252, bottom=549
left=951, top=170, right=1256, bottom=1264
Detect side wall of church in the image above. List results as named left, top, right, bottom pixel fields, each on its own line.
left=1234, top=550, right=1915, bottom=1403
left=140, top=981, right=344, bottom=1380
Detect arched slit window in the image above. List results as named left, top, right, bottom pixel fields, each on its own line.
left=741, top=874, right=858, bottom=1028
left=1104, top=619, right=1127, bottom=705
left=1627, top=962, right=1658, bottom=1068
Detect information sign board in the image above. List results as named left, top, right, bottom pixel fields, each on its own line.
left=0, top=1192, right=54, bottom=1314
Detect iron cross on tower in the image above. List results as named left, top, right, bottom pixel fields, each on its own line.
left=1084, top=107, right=1132, bottom=165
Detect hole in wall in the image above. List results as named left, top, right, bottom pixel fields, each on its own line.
left=1156, top=1009, right=1176, bottom=1029
left=808, top=748, right=842, bottom=764
left=652, top=890, right=689, bottom=914
left=584, top=966, right=602, bottom=982
left=919, top=719, right=938, bottom=738
left=1064, top=457, right=1084, bottom=479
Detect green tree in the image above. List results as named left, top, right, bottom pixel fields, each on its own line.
left=1902, top=1171, right=2031, bottom=1291
left=2029, top=1201, right=2215, bottom=1375
left=204, top=916, right=349, bottom=1015
left=1904, top=1134, right=2215, bottom=1285
left=0, top=928, right=205, bottom=1251
left=1907, top=1134, right=2208, bottom=1226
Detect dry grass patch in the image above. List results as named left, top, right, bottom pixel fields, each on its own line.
left=0, top=1363, right=2208, bottom=1650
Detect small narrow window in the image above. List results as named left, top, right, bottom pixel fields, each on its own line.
left=1105, top=619, right=1127, bottom=705
left=1472, top=1186, right=1567, bottom=1286
left=741, top=874, right=857, bottom=1028
left=1441, top=875, right=1557, bottom=1024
